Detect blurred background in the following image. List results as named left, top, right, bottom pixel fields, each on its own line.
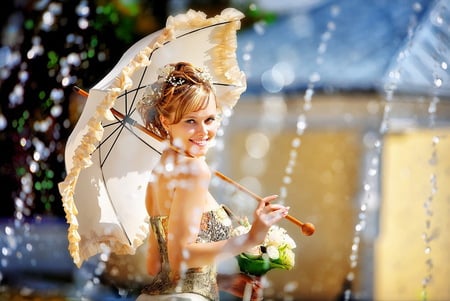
left=1, top=0, right=449, bottom=300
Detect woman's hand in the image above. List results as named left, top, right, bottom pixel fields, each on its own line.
left=218, top=273, right=263, bottom=301
left=248, top=195, right=290, bottom=245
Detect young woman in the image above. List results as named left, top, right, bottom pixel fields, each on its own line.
left=136, top=62, right=289, bottom=301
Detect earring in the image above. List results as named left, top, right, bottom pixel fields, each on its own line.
left=164, top=127, right=170, bottom=140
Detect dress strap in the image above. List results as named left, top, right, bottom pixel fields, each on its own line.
left=220, top=205, right=246, bottom=226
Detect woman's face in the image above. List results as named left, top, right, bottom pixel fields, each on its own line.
left=166, top=95, right=219, bottom=157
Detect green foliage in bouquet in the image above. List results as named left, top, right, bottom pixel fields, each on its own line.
left=232, top=219, right=297, bottom=276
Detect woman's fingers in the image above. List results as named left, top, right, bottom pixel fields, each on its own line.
left=261, top=194, right=278, bottom=205
left=261, top=207, right=289, bottom=225
left=255, top=200, right=290, bottom=226
left=256, top=194, right=279, bottom=214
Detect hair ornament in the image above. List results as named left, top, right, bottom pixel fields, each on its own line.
left=167, top=76, right=185, bottom=86
left=196, top=66, right=213, bottom=84
left=138, top=64, right=213, bottom=107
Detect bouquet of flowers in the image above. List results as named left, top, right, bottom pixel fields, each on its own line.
left=232, top=218, right=297, bottom=276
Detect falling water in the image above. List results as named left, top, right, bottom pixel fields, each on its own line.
left=278, top=6, right=340, bottom=207
left=340, top=1, right=447, bottom=300
left=343, top=1, right=450, bottom=300
left=0, top=0, right=147, bottom=299
left=420, top=134, right=439, bottom=301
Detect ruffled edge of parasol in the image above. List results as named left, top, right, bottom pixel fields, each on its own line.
left=58, top=7, right=246, bottom=268
left=166, top=7, right=247, bottom=110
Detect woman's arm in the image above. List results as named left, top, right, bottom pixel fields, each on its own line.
left=166, top=157, right=212, bottom=273
left=167, top=158, right=289, bottom=273
left=144, top=182, right=161, bottom=276
left=181, top=195, right=288, bottom=266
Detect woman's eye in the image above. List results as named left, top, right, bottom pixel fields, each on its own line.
left=185, top=119, right=195, bottom=124
left=206, top=117, right=216, bottom=124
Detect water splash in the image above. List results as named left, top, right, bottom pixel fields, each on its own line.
left=278, top=5, right=340, bottom=205
left=420, top=137, right=438, bottom=301
left=343, top=2, right=424, bottom=300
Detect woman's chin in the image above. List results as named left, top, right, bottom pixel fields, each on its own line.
left=188, top=144, right=209, bottom=157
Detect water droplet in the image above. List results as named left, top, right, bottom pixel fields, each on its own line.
left=51, top=104, right=62, bottom=117
left=67, top=52, right=81, bottom=66
left=284, top=281, right=298, bottom=292
left=327, top=21, right=336, bottom=31
left=25, top=243, right=33, bottom=252
left=330, top=5, right=341, bottom=17
left=253, top=21, right=266, bottom=35
left=285, top=166, right=293, bottom=175
left=0, top=114, right=7, bottom=130
left=303, top=101, right=312, bottom=111
left=309, top=72, right=320, bottom=83
left=242, top=53, right=251, bottom=61
left=360, top=203, right=367, bottom=212
left=2, top=247, right=10, bottom=256
left=283, top=176, right=292, bottom=185
left=296, top=115, right=307, bottom=132
left=78, top=18, right=89, bottom=29
left=245, top=132, right=270, bottom=159
left=76, top=1, right=90, bottom=17
left=289, top=150, right=297, bottom=160
left=18, top=70, right=29, bottom=83
left=433, top=77, right=442, bottom=88
left=355, top=223, right=363, bottom=232
left=291, top=138, right=301, bottom=148
left=412, top=2, right=423, bottom=12
left=344, top=289, right=352, bottom=300
left=279, top=186, right=287, bottom=198
left=318, top=43, right=327, bottom=54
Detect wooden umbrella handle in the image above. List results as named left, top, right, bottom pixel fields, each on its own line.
left=73, top=86, right=315, bottom=236
left=213, top=172, right=315, bottom=236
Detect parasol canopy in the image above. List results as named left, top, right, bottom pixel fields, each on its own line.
left=58, top=8, right=246, bottom=268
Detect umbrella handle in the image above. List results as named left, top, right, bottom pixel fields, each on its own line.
left=73, top=86, right=315, bottom=236
left=213, top=172, right=315, bottom=236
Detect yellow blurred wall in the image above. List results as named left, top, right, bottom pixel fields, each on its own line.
left=225, top=129, right=363, bottom=300
left=222, top=95, right=450, bottom=300
left=218, top=96, right=374, bottom=300
left=375, top=129, right=450, bottom=301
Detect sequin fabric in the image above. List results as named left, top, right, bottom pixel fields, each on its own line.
left=141, top=206, right=232, bottom=300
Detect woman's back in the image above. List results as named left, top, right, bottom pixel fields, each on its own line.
left=143, top=151, right=233, bottom=300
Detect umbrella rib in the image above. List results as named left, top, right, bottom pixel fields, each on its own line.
left=99, top=118, right=127, bottom=168
left=171, top=21, right=233, bottom=40
left=96, top=128, right=133, bottom=246
left=95, top=122, right=122, bottom=157
left=98, top=115, right=161, bottom=168
left=121, top=115, right=162, bottom=155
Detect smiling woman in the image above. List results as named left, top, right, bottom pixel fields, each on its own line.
left=138, top=63, right=219, bottom=157
left=135, top=62, right=290, bottom=301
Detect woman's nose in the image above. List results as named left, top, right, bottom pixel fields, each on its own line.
left=198, top=122, right=208, bottom=134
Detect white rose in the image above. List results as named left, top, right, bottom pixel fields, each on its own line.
left=266, top=245, right=280, bottom=260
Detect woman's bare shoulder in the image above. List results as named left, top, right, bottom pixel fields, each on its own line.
left=178, top=156, right=211, bottom=178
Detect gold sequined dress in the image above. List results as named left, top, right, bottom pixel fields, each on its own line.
left=137, top=206, right=232, bottom=301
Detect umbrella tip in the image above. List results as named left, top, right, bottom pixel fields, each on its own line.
left=301, top=223, right=315, bottom=236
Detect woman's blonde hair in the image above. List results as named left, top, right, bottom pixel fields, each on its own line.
left=138, top=62, right=215, bottom=138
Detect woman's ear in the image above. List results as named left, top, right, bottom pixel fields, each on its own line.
left=159, top=115, right=170, bottom=134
